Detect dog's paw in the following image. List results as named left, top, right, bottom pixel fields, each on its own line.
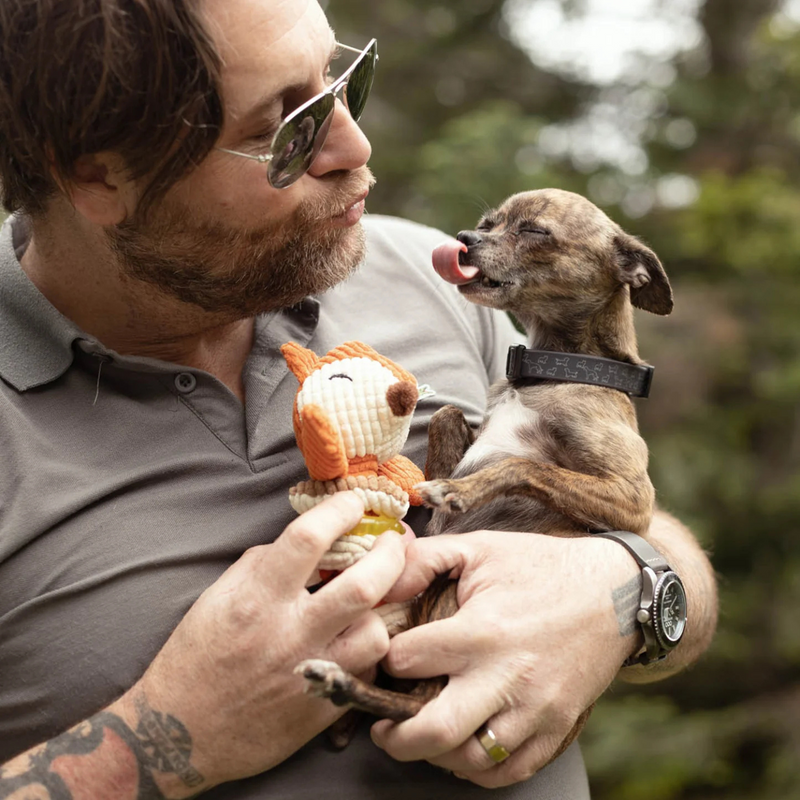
left=415, top=479, right=450, bottom=508
left=294, top=659, right=350, bottom=699
left=415, top=480, right=470, bottom=513
left=441, top=492, right=468, bottom=513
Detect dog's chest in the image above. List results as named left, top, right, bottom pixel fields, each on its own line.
left=453, top=390, right=550, bottom=476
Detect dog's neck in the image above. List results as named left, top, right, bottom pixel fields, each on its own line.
left=517, top=290, right=642, bottom=365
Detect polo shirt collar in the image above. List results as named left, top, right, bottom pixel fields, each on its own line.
left=0, top=216, right=85, bottom=391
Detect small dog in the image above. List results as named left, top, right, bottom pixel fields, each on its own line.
left=298, top=188, right=672, bottom=739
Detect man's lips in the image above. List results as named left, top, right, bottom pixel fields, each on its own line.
left=330, top=191, right=369, bottom=227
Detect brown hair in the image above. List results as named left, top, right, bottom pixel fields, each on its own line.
left=0, top=0, right=223, bottom=217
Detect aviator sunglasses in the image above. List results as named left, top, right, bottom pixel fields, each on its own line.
left=217, top=39, right=378, bottom=189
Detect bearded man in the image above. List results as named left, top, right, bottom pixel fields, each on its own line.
left=0, top=1, right=718, bottom=798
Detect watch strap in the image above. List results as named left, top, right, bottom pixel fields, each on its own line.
left=591, top=530, right=671, bottom=572
left=592, top=531, right=678, bottom=667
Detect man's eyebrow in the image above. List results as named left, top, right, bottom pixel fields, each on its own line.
left=240, top=38, right=339, bottom=127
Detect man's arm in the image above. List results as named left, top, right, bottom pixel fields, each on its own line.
left=0, top=494, right=406, bottom=800
left=371, top=509, right=718, bottom=788
left=0, top=690, right=201, bottom=800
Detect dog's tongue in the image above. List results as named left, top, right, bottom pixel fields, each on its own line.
left=432, top=241, right=480, bottom=285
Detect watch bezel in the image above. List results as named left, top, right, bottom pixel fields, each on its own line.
left=652, top=571, right=687, bottom=650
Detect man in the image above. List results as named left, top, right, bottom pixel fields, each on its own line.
left=0, top=0, right=717, bottom=797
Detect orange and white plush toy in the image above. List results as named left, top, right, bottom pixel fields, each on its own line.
left=281, top=341, right=429, bottom=572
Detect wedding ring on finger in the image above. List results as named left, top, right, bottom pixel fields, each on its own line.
left=476, top=723, right=511, bottom=764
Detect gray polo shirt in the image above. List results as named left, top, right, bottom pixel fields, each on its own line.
left=0, top=214, right=589, bottom=798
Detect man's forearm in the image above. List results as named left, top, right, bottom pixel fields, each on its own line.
left=0, top=688, right=206, bottom=800
left=619, top=508, right=719, bottom=683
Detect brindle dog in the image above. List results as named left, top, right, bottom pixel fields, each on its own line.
left=297, top=188, right=673, bottom=746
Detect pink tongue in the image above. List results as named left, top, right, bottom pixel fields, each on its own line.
left=432, top=241, right=480, bottom=285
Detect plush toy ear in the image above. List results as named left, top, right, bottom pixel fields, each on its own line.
left=614, top=234, right=673, bottom=316
left=281, top=341, right=322, bottom=384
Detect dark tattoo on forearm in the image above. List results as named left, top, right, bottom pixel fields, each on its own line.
left=134, top=694, right=204, bottom=789
left=612, top=573, right=643, bottom=637
left=0, top=693, right=204, bottom=800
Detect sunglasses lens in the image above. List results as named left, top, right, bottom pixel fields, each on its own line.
left=344, top=41, right=377, bottom=122
left=267, top=93, right=335, bottom=189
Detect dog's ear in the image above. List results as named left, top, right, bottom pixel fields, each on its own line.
left=613, top=234, right=673, bottom=315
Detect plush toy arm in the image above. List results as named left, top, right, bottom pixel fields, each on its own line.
left=299, top=403, right=349, bottom=482
left=379, top=455, right=426, bottom=506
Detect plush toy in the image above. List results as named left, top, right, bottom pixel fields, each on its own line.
left=281, top=340, right=429, bottom=572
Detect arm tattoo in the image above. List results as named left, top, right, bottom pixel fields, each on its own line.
left=0, top=693, right=205, bottom=800
left=612, top=573, right=642, bottom=637
left=134, top=694, right=204, bottom=789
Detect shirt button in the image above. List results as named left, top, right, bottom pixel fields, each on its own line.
left=174, top=372, right=197, bottom=394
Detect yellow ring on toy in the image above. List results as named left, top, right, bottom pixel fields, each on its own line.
left=347, top=515, right=404, bottom=537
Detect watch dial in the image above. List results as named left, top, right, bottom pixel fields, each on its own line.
left=658, top=575, right=687, bottom=644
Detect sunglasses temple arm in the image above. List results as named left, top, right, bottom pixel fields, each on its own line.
left=336, top=43, right=364, bottom=54
left=216, top=147, right=273, bottom=164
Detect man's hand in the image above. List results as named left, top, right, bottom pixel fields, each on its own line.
left=370, top=530, right=641, bottom=788
left=130, top=491, right=406, bottom=792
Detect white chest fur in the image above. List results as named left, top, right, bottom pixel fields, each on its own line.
left=454, top=390, right=548, bottom=476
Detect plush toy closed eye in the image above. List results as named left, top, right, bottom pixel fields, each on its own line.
left=281, top=340, right=428, bottom=572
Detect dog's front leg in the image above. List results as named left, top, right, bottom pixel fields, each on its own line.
left=424, top=404, right=476, bottom=480
left=417, top=456, right=653, bottom=534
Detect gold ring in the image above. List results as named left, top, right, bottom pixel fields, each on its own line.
left=476, top=724, right=511, bottom=764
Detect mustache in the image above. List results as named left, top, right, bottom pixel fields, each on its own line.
left=300, top=165, right=376, bottom=224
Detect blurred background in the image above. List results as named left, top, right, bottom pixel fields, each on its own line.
left=327, top=0, right=800, bottom=797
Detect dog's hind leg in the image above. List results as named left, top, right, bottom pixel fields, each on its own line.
left=296, top=660, right=444, bottom=721
left=424, top=404, right=476, bottom=480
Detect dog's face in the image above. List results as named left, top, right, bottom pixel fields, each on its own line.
left=455, top=189, right=672, bottom=324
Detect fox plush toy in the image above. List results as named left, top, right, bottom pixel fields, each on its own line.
left=281, top=341, right=428, bottom=573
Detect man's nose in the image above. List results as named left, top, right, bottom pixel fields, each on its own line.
left=307, top=98, right=372, bottom=177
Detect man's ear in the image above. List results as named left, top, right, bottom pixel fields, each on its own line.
left=58, top=153, right=131, bottom=226
left=613, top=233, right=673, bottom=315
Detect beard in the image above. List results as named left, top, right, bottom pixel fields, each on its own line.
left=105, top=167, right=375, bottom=319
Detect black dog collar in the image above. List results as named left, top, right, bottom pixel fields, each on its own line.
left=506, top=345, right=654, bottom=398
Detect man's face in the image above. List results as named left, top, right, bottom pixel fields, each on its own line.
left=107, top=0, right=374, bottom=318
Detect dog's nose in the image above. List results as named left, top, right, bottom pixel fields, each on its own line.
left=457, top=230, right=483, bottom=248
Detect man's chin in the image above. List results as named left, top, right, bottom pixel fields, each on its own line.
left=207, top=218, right=367, bottom=318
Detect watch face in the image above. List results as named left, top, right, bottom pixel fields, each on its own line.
left=656, top=574, right=687, bottom=646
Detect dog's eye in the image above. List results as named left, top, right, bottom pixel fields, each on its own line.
left=517, top=226, right=551, bottom=237
left=477, top=219, right=496, bottom=231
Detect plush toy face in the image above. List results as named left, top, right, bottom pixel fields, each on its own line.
left=295, top=355, right=416, bottom=464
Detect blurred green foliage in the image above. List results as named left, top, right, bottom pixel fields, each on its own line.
left=326, top=0, right=800, bottom=796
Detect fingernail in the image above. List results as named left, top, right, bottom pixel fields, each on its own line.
left=453, top=773, right=468, bottom=780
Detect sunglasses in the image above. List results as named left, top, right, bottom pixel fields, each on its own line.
left=217, top=39, right=377, bottom=189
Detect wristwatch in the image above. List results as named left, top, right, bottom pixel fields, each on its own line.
left=592, top=530, right=688, bottom=666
